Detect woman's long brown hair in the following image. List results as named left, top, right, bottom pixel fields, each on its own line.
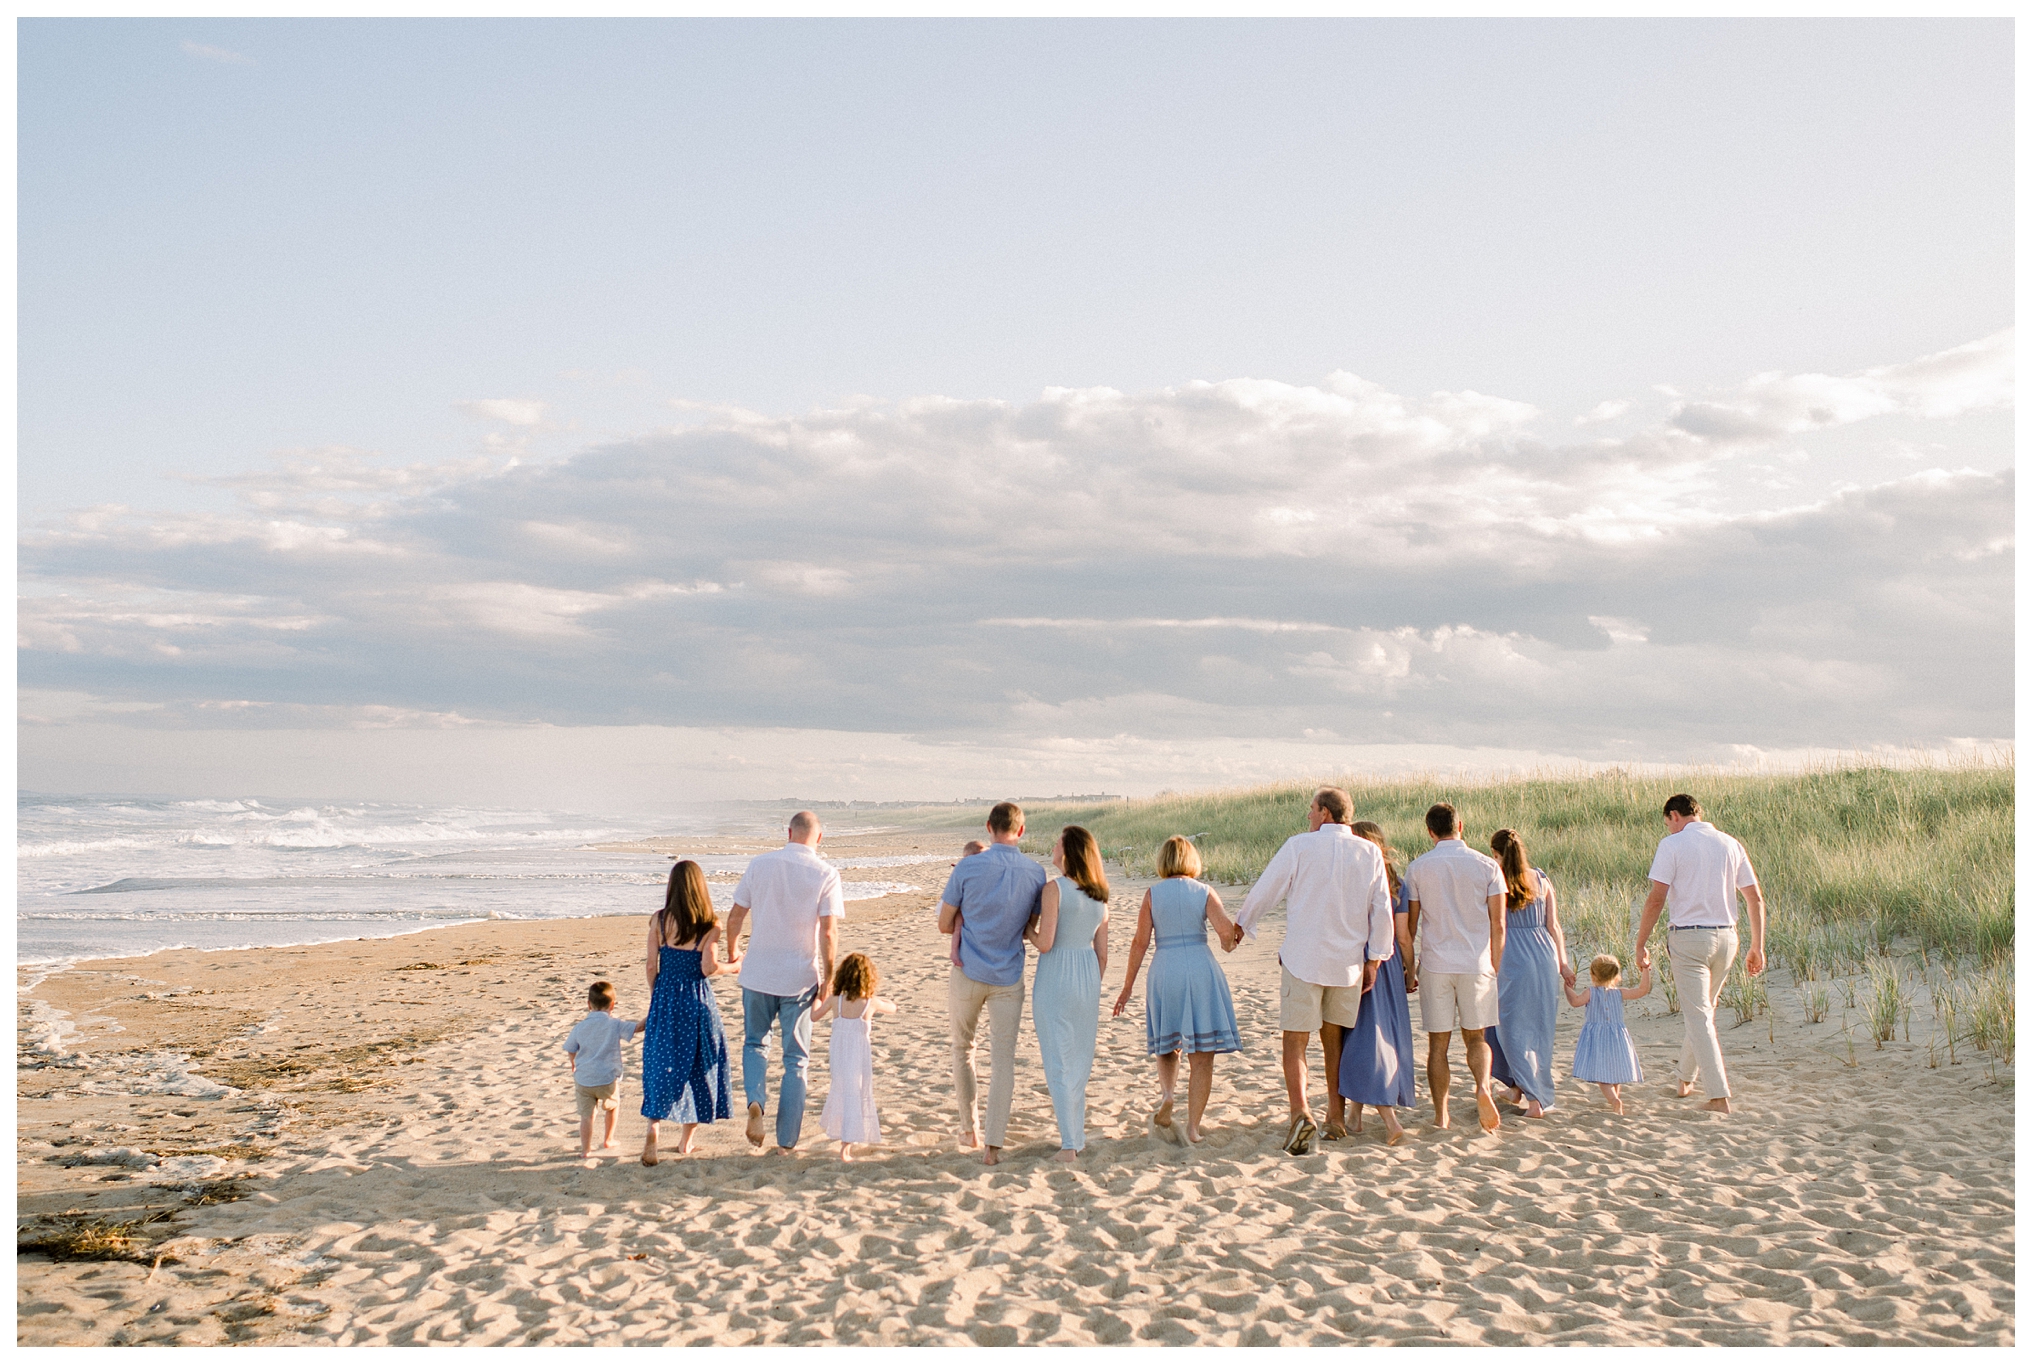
left=1058, top=825, right=1111, bottom=904
left=1489, top=828, right=1541, bottom=909
left=656, top=859, right=717, bottom=946
left=1349, top=820, right=1402, bottom=898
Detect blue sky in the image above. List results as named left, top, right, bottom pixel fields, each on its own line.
left=18, top=19, right=2015, bottom=806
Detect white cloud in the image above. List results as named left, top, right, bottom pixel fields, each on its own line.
left=18, top=334, right=2013, bottom=769
left=1575, top=399, right=1630, bottom=426
left=180, top=40, right=252, bottom=65
left=1670, top=329, right=2012, bottom=444
left=456, top=398, right=550, bottom=427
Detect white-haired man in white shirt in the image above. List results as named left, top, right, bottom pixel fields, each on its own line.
left=1232, top=787, right=1395, bottom=1157
left=1634, top=792, right=1766, bottom=1115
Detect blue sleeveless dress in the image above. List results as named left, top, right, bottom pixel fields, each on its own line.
left=1338, top=882, right=1416, bottom=1108
left=1572, top=985, right=1644, bottom=1084
left=1032, top=877, right=1108, bottom=1151
left=1144, top=878, right=1242, bottom=1055
left=1484, top=870, right=1560, bottom=1111
left=639, top=945, right=735, bottom=1124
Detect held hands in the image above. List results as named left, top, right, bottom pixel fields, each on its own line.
left=1634, top=943, right=1653, bottom=972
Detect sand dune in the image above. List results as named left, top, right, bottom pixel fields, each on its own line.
left=16, top=830, right=2015, bottom=1345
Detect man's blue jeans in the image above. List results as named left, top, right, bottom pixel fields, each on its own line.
left=742, top=985, right=817, bottom=1149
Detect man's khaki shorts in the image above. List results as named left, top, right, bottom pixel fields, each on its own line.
left=1279, top=964, right=1364, bottom=1032
left=575, top=1081, right=619, bottom=1119
left=1417, top=970, right=1499, bottom=1034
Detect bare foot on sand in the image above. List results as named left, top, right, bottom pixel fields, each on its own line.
left=982, top=1146, right=1002, bottom=1166
left=1608, top=1095, right=1626, bottom=1115
left=677, top=1129, right=698, bottom=1155
left=1705, top=1097, right=1732, bottom=1115
left=746, top=1103, right=766, bottom=1148
left=840, top=1143, right=855, bottom=1162
left=1476, top=1089, right=1502, bottom=1132
left=1431, top=1104, right=1451, bottom=1130
left=957, top=1130, right=979, bottom=1150
left=1054, top=1149, right=1079, bottom=1163
left=1525, top=1099, right=1545, bottom=1119
left=1153, top=1097, right=1181, bottom=1145
left=641, top=1136, right=658, bottom=1167
left=1676, top=1081, right=1696, bottom=1098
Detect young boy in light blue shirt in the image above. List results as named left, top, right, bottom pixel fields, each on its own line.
left=563, top=980, right=644, bottom=1157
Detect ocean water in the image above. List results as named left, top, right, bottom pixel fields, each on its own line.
left=17, top=795, right=930, bottom=966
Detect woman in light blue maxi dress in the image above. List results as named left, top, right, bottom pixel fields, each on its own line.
left=1337, top=822, right=1416, bottom=1144
left=1113, top=836, right=1242, bottom=1147
left=1028, top=827, right=1111, bottom=1162
left=1481, top=829, right=1571, bottom=1119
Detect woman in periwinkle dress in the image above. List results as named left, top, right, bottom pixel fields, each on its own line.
left=1025, top=825, right=1112, bottom=1163
left=639, top=860, right=739, bottom=1165
left=1481, top=828, right=1571, bottom=1119
left=1112, top=835, right=1242, bottom=1146
left=1336, top=821, right=1417, bottom=1145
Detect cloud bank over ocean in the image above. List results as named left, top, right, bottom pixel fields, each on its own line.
left=18, top=332, right=2012, bottom=802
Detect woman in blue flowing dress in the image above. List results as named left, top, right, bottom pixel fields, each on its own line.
left=1336, top=821, right=1416, bottom=1145
left=639, top=860, right=739, bottom=1165
left=1480, top=828, right=1571, bottom=1119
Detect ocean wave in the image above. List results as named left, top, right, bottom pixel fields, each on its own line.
left=840, top=881, right=918, bottom=901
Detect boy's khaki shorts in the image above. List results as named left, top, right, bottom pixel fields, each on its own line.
left=575, top=1081, right=619, bottom=1119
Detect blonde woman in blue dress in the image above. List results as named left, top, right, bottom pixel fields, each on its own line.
left=1025, top=825, right=1111, bottom=1163
left=1112, top=836, right=1243, bottom=1146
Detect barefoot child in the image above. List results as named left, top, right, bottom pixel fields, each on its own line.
left=564, top=981, right=645, bottom=1156
left=813, top=952, right=895, bottom=1161
left=1566, top=954, right=1650, bottom=1114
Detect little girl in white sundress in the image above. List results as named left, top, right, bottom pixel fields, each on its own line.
left=814, top=952, right=895, bottom=1161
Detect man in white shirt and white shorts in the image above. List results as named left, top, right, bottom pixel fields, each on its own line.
left=1404, top=802, right=1507, bottom=1133
left=1634, top=793, right=1766, bottom=1115
left=1234, top=787, right=1394, bottom=1156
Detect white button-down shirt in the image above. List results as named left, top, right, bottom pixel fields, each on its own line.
left=1647, top=821, right=1758, bottom=928
left=1235, top=824, right=1394, bottom=988
left=1405, top=839, right=1506, bottom=976
left=731, top=843, right=845, bottom=997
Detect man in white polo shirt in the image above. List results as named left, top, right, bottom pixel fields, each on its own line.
left=722, top=810, right=844, bottom=1153
left=1404, top=802, right=1506, bottom=1133
left=1634, top=793, right=1766, bottom=1115
left=1233, top=787, right=1394, bottom=1157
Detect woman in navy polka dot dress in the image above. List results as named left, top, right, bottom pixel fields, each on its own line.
left=639, top=860, right=738, bottom=1165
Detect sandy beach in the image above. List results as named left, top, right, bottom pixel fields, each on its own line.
left=16, top=824, right=2014, bottom=1346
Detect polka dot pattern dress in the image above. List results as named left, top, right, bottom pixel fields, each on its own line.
left=639, top=946, right=734, bottom=1124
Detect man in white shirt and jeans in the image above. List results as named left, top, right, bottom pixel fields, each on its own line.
left=723, top=810, right=844, bottom=1153
left=1234, top=787, right=1394, bottom=1156
left=1404, top=802, right=1507, bottom=1134
left=1634, top=793, right=1766, bottom=1115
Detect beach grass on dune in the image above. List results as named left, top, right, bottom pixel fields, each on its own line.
left=1025, top=756, right=2015, bottom=973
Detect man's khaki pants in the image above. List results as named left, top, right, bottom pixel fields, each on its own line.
left=949, top=966, right=1024, bottom=1148
left=1669, top=926, right=1738, bottom=1099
